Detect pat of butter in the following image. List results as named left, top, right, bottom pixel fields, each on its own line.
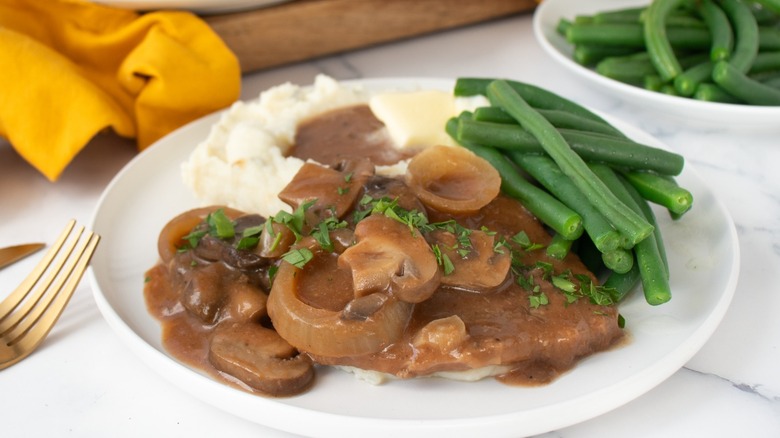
left=369, top=90, right=459, bottom=150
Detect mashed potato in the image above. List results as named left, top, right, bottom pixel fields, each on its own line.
left=182, top=74, right=488, bottom=218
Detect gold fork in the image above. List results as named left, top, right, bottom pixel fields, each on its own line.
left=0, top=220, right=100, bottom=370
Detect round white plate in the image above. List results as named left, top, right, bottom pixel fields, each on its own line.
left=91, top=0, right=292, bottom=14
left=533, top=0, right=780, bottom=130
left=89, top=78, right=739, bottom=438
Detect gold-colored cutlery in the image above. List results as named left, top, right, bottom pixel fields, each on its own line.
left=0, top=221, right=100, bottom=370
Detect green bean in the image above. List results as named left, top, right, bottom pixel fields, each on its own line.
left=759, top=27, right=780, bottom=50
left=597, top=52, right=709, bottom=86
left=760, top=75, right=780, bottom=88
left=454, top=78, right=617, bottom=128
left=621, top=171, right=693, bottom=216
left=511, top=153, right=623, bottom=252
left=485, top=80, right=653, bottom=246
left=644, top=74, right=665, bottom=91
left=472, top=106, right=624, bottom=138
left=696, top=0, right=734, bottom=62
left=661, top=15, right=707, bottom=28
left=596, top=53, right=660, bottom=86
left=546, top=233, right=574, bottom=260
left=556, top=18, right=573, bottom=36
left=720, top=0, right=760, bottom=73
left=659, top=84, right=680, bottom=95
left=566, top=23, right=712, bottom=50
left=618, top=176, right=671, bottom=305
left=644, top=0, right=689, bottom=81
left=693, top=82, right=743, bottom=103
left=602, top=264, right=641, bottom=302
left=445, top=117, right=584, bottom=240
left=589, top=163, right=671, bottom=305
left=753, top=0, right=780, bottom=15
left=674, top=61, right=714, bottom=96
left=456, top=118, right=685, bottom=176
left=748, top=51, right=780, bottom=73
left=574, top=44, right=639, bottom=66
left=712, top=60, right=780, bottom=104
left=602, top=248, right=635, bottom=274
left=622, top=175, right=669, bottom=277
left=592, top=7, right=645, bottom=24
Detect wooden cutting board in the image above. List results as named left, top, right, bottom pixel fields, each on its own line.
left=205, top=0, right=538, bottom=73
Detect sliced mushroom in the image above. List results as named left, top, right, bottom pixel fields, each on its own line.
left=405, top=145, right=501, bottom=214
left=209, top=322, right=314, bottom=397
left=338, top=214, right=441, bottom=303
left=257, top=221, right=296, bottom=259
left=218, top=282, right=268, bottom=324
left=277, top=159, right=375, bottom=220
left=179, top=262, right=230, bottom=324
left=427, top=228, right=511, bottom=292
left=360, top=175, right=427, bottom=215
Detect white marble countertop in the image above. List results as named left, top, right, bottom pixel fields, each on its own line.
left=1, top=9, right=779, bottom=438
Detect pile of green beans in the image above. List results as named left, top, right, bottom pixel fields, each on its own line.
left=559, top=0, right=780, bottom=105
left=450, top=78, right=695, bottom=305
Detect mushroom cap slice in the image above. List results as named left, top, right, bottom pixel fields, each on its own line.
left=427, top=228, right=511, bottom=292
left=338, top=214, right=441, bottom=303
left=208, top=322, right=314, bottom=397
left=278, top=159, right=374, bottom=220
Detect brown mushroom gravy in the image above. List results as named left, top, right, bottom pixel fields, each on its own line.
left=144, top=104, right=624, bottom=397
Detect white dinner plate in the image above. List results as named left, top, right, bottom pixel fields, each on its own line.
left=89, top=78, right=739, bottom=438
left=91, top=0, right=292, bottom=14
left=533, top=0, right=780, bottom=130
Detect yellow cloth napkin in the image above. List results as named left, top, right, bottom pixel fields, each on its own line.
left=0, top=0, right=241, bottom=181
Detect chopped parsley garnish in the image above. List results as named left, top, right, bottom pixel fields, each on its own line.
left=282, top=248, right=313, bottom=268
left=511, top=231, right=544, bottom=252
left=529, top=291, right=548, bottom=309
left=208, top=209, right=235, bottom=239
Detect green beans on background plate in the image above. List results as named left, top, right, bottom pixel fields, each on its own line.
left=558, top=0, right=780, bottom=105
left=451, top=77, right=692, bottom=306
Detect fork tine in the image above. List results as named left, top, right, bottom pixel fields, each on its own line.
left=4, top=232, right=99, bottom=347
left=0, top=223, right=84, bottom=335
left=0, top=220, right=77, bottom=321
left=2, top=233, right=99, bottom=367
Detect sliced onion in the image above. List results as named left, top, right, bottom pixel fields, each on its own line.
left=405, top=145, right=501, bottom=214
left=267, top=241, right=413, bottom=358
left=157, top=206, right=243, bottom=264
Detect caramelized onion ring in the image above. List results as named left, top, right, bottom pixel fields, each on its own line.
left=157, top=206, right=243, bottom=264
left=405, top=145, right=501, bottom=214
left=267, top=243, right=413, bottom=358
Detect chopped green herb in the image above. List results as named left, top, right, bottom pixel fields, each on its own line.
left=441, top=253, right=455, bottom=276
left=282, top=248, right=314, bottom=268
left=529, top=292, right=549, bottom=309
left=207, top=209, right=235, bottom=239
left=181, top=228, right=207, bottom=250
left=311, top=221, right=334, bottom=252
left=552, top=274, right=577, bottom=293
left=268, top=264, right=279, bottom=285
